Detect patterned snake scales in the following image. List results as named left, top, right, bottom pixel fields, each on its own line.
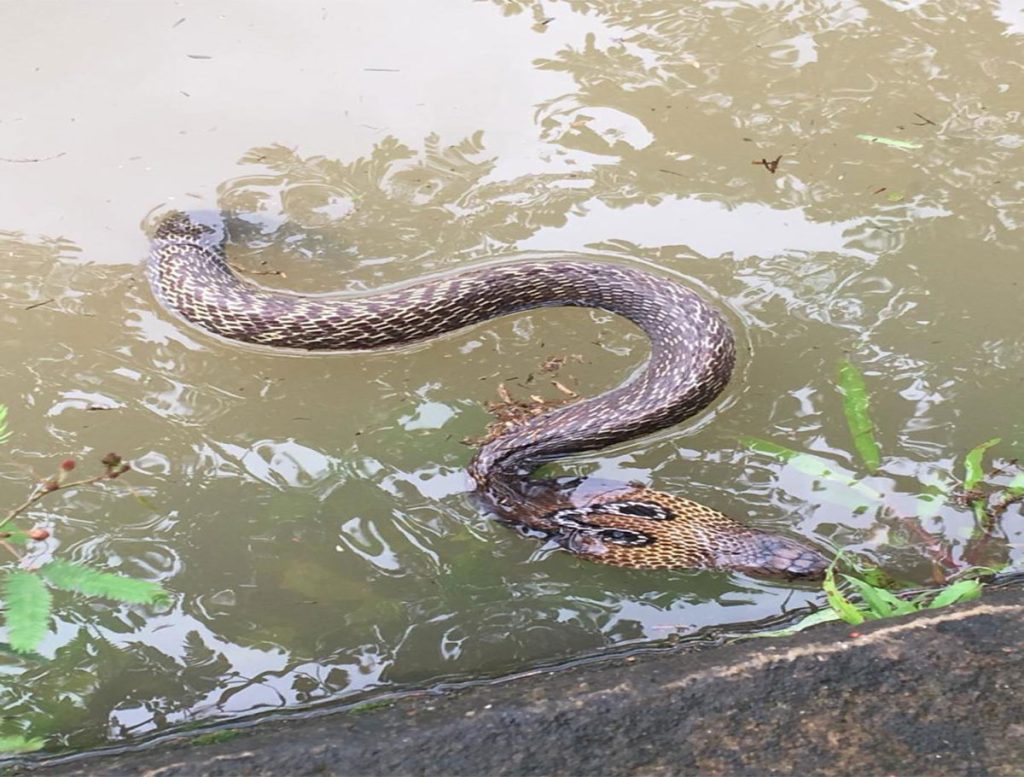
left=148, top=212, right=828, bottom=580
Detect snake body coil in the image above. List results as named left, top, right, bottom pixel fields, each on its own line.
left=149, top=212, right=828, bottom=580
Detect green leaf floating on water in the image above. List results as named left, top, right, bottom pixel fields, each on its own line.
left=0, top=404, right=9, bottom=444
left=39, top=560, right=169, bottom=605
left=963, top=438, right=1000, bottom=490
left=2, top=571, right=52, bottom=654
left=837, top=360, right=882, bottom=473
left=857, top=133, right=923, bottom=150
left=0, top=735, right=46, bottom=754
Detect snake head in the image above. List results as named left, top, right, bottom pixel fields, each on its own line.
left=152, top=210, right=227, bottom=249
left=542, top=490, right=831, bottom=581
left=711, top=532, right=830, bottom=581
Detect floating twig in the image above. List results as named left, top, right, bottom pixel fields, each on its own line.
left=752, top=155, right=782, bottom=174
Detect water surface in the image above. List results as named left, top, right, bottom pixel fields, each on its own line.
left=1, top=0, right=1022, bottom=752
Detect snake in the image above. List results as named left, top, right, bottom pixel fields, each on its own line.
left=148, top=211, right=828, bottom=580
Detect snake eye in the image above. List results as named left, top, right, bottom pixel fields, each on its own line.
left=596, top=528, right=654, bottom=547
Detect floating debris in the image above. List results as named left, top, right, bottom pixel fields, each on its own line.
left=857, top=134, right=922, bottom=150
left=752, top=155, right=782, bottom=174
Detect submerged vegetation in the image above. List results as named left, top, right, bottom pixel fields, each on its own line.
left=747, top=360, right=1023, bottom=635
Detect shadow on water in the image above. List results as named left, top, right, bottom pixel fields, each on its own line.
left=1, top=0, right=1023, bottom=756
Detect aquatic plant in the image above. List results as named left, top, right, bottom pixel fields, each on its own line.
left=0, top=406, right=168, bottom=754
left=746, top=359, right=1023, bottom=632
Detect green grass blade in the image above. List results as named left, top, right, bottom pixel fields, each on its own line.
left=840, top=575, right=894, bottom=617
left=856, top=134, right=923, bottom=150
left=927, top=579, right=982, bottom=609
left=841, top=575, right=916, bottom=617
left=743, top=608, right=842, bottom=639
left=837, top=360, right=882, bottom=472
left=963, top=438, right=1000, bottom=490
left=39, top=560, right=169, bottom=605
left=824, top=566, right=865, bottom=625
left=2, top=571, right=52, bottom=654
left=0, top=735, right=46, bottom=754
left=0, top=404, right=9, bottom=444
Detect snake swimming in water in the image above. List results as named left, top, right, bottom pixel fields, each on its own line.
left=148, top=212, right=828, bottom=580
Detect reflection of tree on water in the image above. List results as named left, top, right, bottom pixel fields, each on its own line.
left=487, top=0, right=1023, bottom=242
left=219, top=133, right=597, bottom=268
left=221, top=0, right=1024, bottom=271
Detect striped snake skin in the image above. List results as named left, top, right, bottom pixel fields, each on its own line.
left=148, top=212, right=828, bottom=580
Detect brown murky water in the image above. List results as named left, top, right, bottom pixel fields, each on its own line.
left=1, top=0, right=1022, bottom=753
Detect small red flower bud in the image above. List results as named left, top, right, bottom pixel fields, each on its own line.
left=28, top=528, right=50, bottom=541
left=60, top=459, right=76, bottom=472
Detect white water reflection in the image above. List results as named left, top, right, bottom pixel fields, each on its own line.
left=521, top=196, right=883, bottom=260
left=197, top=439, right=336, bottom=489
left=994, top=0, right=1024, bottom=33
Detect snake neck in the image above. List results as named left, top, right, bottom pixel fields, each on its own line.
left=148, top=212, right=736, bottom=482
left=468, top=284, right=735, bottom=478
